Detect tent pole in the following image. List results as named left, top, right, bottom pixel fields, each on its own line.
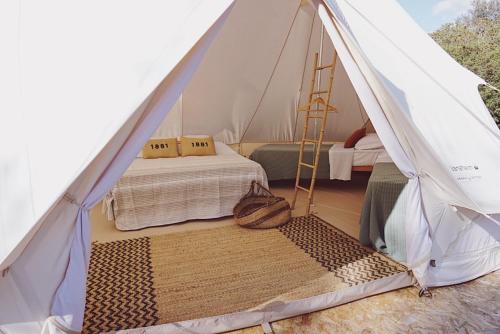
left=180, top=94, right=184, bottom=137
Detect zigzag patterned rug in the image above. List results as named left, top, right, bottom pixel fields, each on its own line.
left=83, top=215, right=407, bottom=333
left=278, top=216, right=406, bottom=286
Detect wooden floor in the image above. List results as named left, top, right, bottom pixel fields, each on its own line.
left=90, top=175, right=500, bottom=334
left=91, top=176, right=369, bottom=243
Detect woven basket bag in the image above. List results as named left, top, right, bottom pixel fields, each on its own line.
left=233, top=181, right=291, bottom=229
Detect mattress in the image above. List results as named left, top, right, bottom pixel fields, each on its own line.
left=106, top=143, right=268, bottom=230
left=354, top=147, right=391, bottom=165
left=249, top=144, right=330, bottom=181
left=359, top=162, right=408, bottom=262
left=328, top=143, right=392, bottom=180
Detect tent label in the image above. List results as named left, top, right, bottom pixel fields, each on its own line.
left=450, top=165, right=482, bottom=182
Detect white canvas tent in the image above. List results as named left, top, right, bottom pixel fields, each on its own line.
left=0, top=0, right=499, bottom=333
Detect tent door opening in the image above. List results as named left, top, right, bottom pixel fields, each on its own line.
left=292, top=50, right=338, bottom=215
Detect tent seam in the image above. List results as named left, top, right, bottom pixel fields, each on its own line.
left=320, top=2, right=410, bottom=163
left=240, top=3, right=302, bottom=143
left=293, top=9, right=317, bottom=142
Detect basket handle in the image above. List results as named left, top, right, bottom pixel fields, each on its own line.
left=243, top=180, right=274, bottom=199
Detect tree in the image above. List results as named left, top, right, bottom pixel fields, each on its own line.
left=431, top=0, right=500, bottom=127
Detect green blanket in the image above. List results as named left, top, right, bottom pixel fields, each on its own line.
left=359, top=163, right=408, bottom=263
left=249, top=144, right=331, bottom=181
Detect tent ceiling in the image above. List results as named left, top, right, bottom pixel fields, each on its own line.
left=153, top=0, right=367, bottom=143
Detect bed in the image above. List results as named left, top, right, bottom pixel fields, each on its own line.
left=328, top=134, right=392, bottom=181
left=249, top=144, right=330, bottom=181
left=359, top=162, right=408, bottom=262
left=104, top=142, right=268, bottom=230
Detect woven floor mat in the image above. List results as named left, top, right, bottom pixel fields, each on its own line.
left=83, top=215, right=407, bottom=333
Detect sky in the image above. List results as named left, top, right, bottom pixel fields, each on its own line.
left=397, top=0, right=474, bottom=32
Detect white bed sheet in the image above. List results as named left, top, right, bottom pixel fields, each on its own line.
left=105, top=142, right=268, bottom=230
left=354, top=147, right=392, bottom=165
left=329, top=143, right=392, bottom=180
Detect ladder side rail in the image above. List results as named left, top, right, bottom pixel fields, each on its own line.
left=292, top=52, right=319, bottom=209
left=307, top=51, right=338, bottom=215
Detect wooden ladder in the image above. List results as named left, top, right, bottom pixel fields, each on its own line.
left=291, top=51, right=338, bottom=215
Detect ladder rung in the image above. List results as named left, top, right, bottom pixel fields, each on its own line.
left=300, top=109, right=336, bottom=113
left=312, top=90, right=328, bottom=95
left=316, top=64, right=334, bottom=70
left=303, top=138, right=319, bottom=143
left=299, top=162, right=315, bottom=168
left=296, top=185, right=310, bottom=193
left=306, top=115, right=325, bottom=119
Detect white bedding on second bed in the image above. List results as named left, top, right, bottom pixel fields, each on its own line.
left=354, top=147, right=392, bottom=166
left=105, top=142, right=268, bottom=230
left=329, top=142, right=392, bottom=181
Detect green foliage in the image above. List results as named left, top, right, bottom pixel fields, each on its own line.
left=431, top=0, right=500, bottom=127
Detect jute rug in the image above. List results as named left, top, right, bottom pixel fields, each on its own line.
left=83, top=215, right=407, bottom=333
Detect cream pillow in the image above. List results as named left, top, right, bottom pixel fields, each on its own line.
left=180, top=136, right=216, bottom=156
left=143, top=138, right=178, bottom=158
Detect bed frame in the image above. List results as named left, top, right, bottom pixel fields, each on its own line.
left=352, top=165, right=373, bottom=172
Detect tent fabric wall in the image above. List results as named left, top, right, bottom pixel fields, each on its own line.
left=0, top=1, right=234, bottom=333
left=321, top=0, right=499, bottom=285
left=152, top=0, right=369, bottom=144
left=293, top=13, right=368, bottom=143
left=331, top=0, right=500, bottom=212
left=152, top=97, right=184, bottom=139
left=313, top=2, right=433, bottom=284
left=0, top=0, right=233, bottom=272
left=181, top=0, right=311, bottom=144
